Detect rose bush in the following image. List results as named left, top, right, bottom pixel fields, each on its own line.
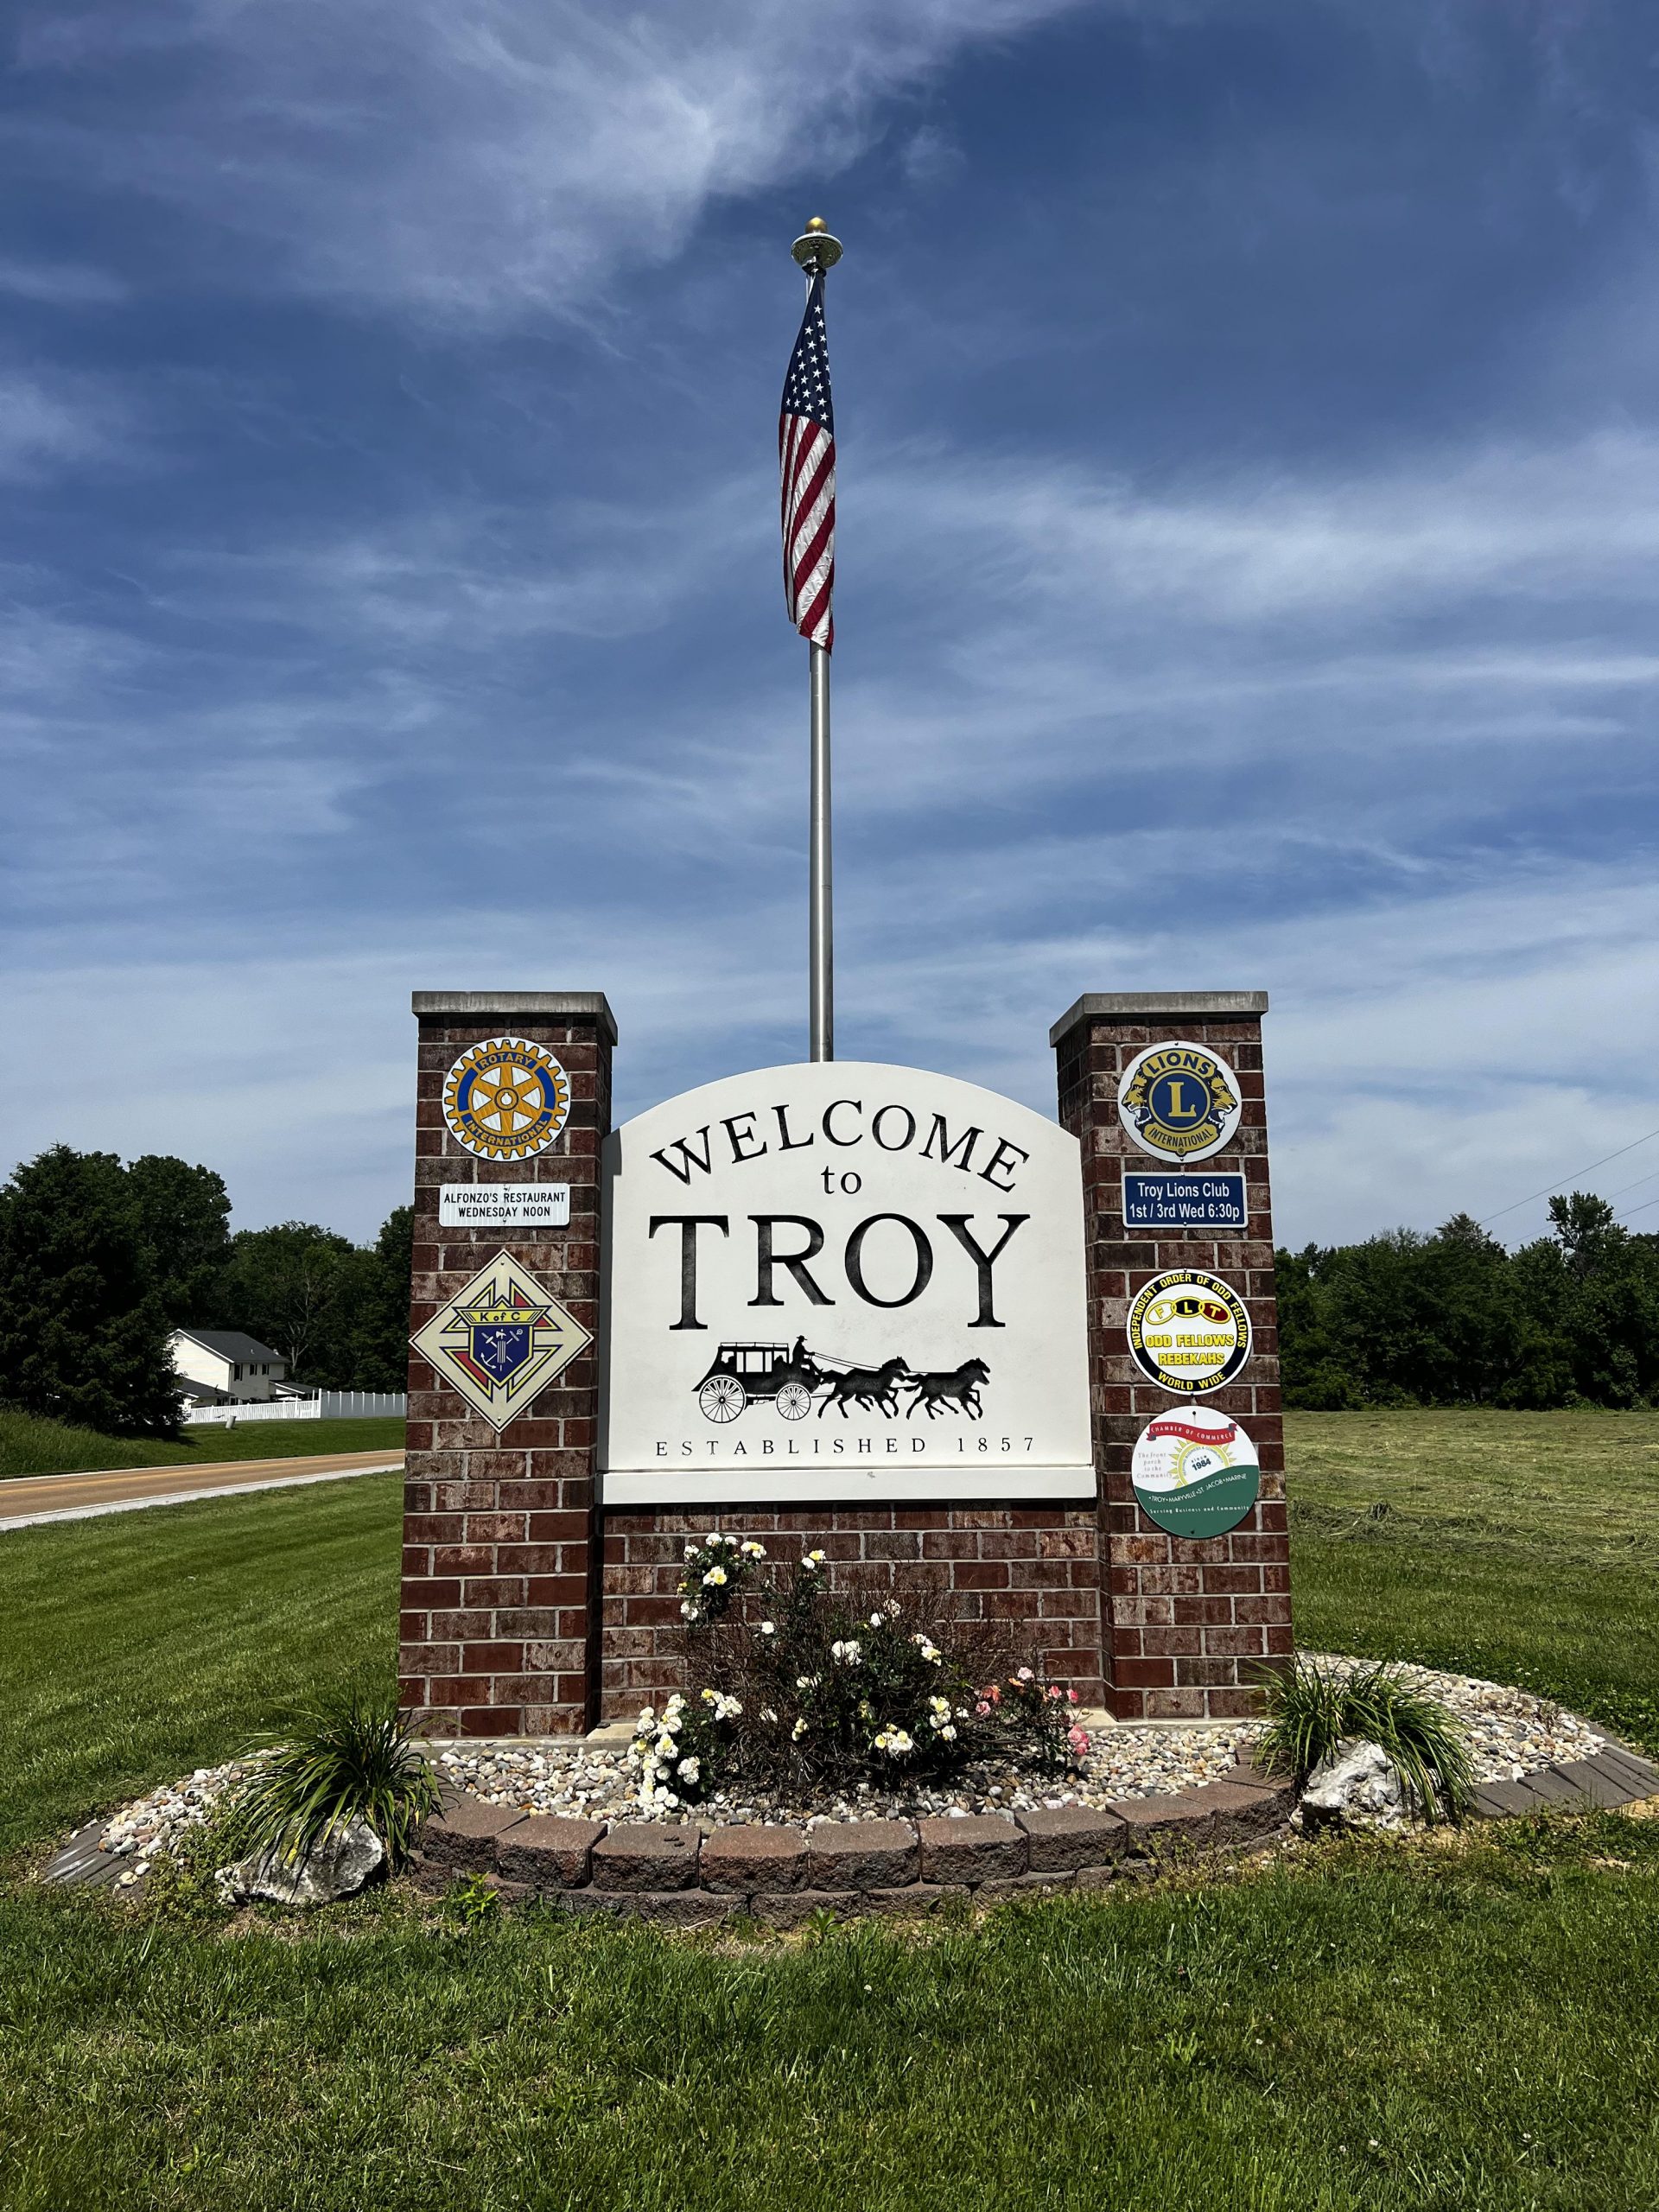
left=625, top=1532, right=1089, bottom=1809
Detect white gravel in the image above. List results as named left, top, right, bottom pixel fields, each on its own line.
left=82, top=1654, right=1609, bottom=1868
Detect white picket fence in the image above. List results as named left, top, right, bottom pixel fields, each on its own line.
left=182, top=1391, right=406, bottom=1427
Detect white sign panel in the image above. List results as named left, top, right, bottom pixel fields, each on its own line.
left=438, top=1184, right=571, bottom=1230
left=599, top=1062, right=1095, bottom=1504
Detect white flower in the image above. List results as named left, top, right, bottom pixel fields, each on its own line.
left=638, top=1707, right=656, bottom=1727
left=760, top=1621, right=776, bottom=1637
left=929, top=1696, right=950, bottom=1716
left=665, top=1694, right=686, bottom=1715
left=702, top=1566, right=728, bottom=1588
left=683, top=1545, right=698, bottom=1560
left=830, top=1640, right=862, bottom=1666
left=679, top=1600, right=696, bottom=1619
left=874, top=1728, right=914, bottom=1755
left=741, top=1540, right=766, bottom=1559
left=705, top=1531, right=720, bottom=1544
left=869, top=1613, right=886, bottom=1629
left=701, top=1688, right=716, bottom=1704
left=802, top=1549, right=825, bottom=1571
left=795, top=1674, right=820, bottom=1692
left=678, top=1757, right=700, bottom=1785
left=938, top=1724, right=957, bottom=1742
left=792, top=1718, right=808, bottom=1740
left=656, top=1732, right=676, bottom=1756
left=660, top=1789, right=680, bottom=1808
left=761, top=1707, right=779, bottom=1723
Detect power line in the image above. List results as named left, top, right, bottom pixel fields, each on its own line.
left=1617, top=1192, right=1659, bottom=1225
left=1479, top=1121, right=1659, bottom=1227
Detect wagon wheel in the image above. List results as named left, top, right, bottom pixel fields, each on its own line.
left=775, top=1380, right=812, bottom=1421
left=698, top=1374, right=746, bottom=1424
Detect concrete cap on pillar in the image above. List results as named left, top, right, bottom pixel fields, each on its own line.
left=1048, top=991, right=1268, bottom=1048
left=412, top=990, right=618, bottom=1046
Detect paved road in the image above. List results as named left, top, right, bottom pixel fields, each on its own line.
left=0, top=1448, right=405, bottom=1531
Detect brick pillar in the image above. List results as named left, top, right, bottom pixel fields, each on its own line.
left=400, top=990, right=615, bottom=1738
left=1052, top=993, right=1292, bottom=1720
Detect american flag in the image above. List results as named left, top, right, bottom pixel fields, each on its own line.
left=779, top=270, right=836, bottom=651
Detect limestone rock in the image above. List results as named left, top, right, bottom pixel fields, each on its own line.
left=218, top=1819, right=385, bottom=1908
left=1297, top=1738, right=1411, bottom=1831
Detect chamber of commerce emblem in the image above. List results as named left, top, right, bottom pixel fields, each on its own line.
left=410, top=1250, right=593, bottom=1430
left=1116, top=1040, right=1242, bottom=1165
left=1126, top=1269, right=1251, bottom=1395
left=442, top=1036, right=571, bottom=1162
left=1131, top=1406, right=1260, bottom=1538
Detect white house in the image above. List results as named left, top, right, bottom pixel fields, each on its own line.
left=168, top=1327, right=289, bottom=1405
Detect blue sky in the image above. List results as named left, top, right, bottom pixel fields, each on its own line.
left=3, top=0, right=1656, bottom=1248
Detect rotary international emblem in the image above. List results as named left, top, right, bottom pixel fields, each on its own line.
left=1116, top=1040, right=1242, bottom=1165
left=410, top=1250, right=593, bottom=1430
left=442, top=1035, right=571, bottom=1161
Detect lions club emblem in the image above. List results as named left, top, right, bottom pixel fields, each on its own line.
left=410, top=1251, right=593, bottom=1430
left=1116, top=1040, right=1241, bottom=1165
left=442, top=1036, right=570, bottom=1162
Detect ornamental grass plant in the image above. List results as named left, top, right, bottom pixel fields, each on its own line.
left=1255, top=1654, right=1475, bottom=1822
left=627, top=1534, right=1088, bottom=1810
left=232, top=1684, right=440, bottom=1870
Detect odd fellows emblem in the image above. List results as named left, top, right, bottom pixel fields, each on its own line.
left=1116, top=1039, right=1242, bottom=1165
left=1132, top=1406, right=1260, bottom=1539
left=442, top=1036, right=571, bottom=1162
left=1126, top=1269, right=1250, bottom=1395
left=410, top=1250, right=592, bottom=1430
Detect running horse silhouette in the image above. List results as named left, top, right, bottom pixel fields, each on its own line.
left=905, top=1357, right=991, bottom=1421
left=817, top=1357, right=912, bottom=1419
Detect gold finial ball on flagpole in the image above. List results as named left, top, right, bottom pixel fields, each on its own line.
left=791, top=218, right=842, bottom=272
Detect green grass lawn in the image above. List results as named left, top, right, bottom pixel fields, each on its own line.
left=0, top=1405, right=404, bottom=1478
left=0, top=1473, right=402, bottom=1863
left=1287, top=1408, right=1659, bottom=1757
left=3, top=1410, right=1658, bottom=2210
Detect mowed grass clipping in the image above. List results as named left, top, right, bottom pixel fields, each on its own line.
left=0, top=1473, right=402, bottom=1860
left=0, top=1406, right=405, bottom=1479
left=4, top=1819, right=1659, bottom=2212
left=1287, top=1408, right=1659, bottom=1757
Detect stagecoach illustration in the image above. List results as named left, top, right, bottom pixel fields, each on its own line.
left=694, top=1341, right=820, bottom=1423
left=693, top=1339, right=988, bottom=1423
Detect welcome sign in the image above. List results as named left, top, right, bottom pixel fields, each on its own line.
left=598, top=1062, right=1095, bottom=1503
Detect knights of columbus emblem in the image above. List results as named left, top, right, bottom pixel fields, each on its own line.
left=410, top=1250, right=593, bottom=1430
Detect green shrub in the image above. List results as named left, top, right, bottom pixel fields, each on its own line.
left=232, top=1684, right=439, bottom=1869
left=628, top=1535, right=1089, bottom=1809
left=1256, top=1655, right=1474, bottom=1822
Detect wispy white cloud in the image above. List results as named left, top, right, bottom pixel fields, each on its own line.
left=0, top=369, right=132, bottom=480
left=11, top=0, right=1094, bottom=321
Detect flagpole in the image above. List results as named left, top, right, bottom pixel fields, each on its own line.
left=791, top=218, right=842, bottom=1063
left=809, top=637, right=833, bottom=1061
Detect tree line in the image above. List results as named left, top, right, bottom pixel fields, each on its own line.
left=0, top=1146, right=411, bottom=1437
left=1276, top=1193, right=1659, bottom=1408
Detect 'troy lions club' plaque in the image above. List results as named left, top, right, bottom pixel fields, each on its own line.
left=410, top=1249, right=593, bottom=1429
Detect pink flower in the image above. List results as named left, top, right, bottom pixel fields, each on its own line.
left=1066, top=1688, right=1079, bottom=1704
left=1046, top=1686, right=1062, bottom=1701
left=974, top=1700, right=991, bottom=1719
left=1067, top=1726, right=1090, bottom=1755
left=1016, top=1667, right=1034, bottom=1682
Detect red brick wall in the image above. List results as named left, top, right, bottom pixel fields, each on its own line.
left=399, top=993, right=614, bottom=1737
left=598, top=1506, right=1103, bottom=1720
left=1052, top=995, right=1292, bottom=1720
